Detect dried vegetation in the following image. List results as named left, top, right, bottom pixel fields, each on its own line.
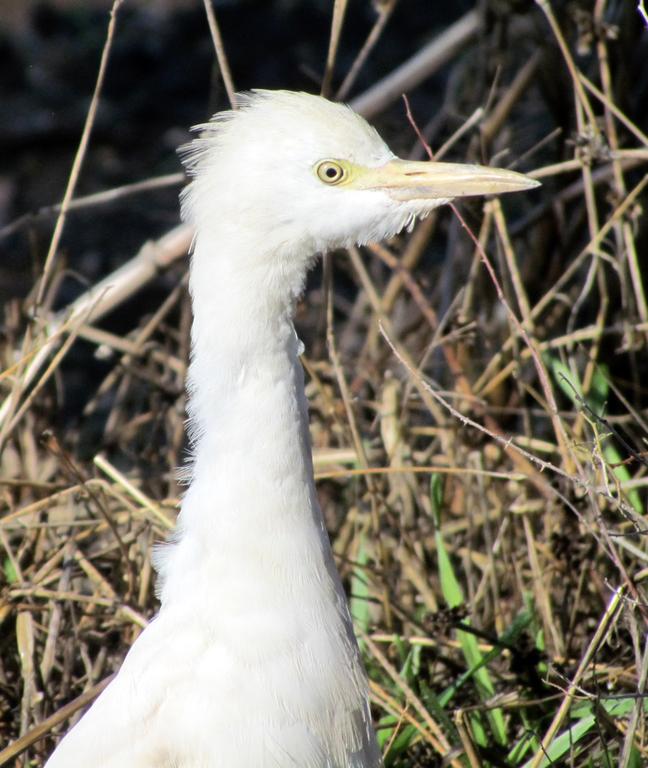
left=1, top=1, right=648, bottom=766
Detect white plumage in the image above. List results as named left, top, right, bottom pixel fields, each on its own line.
left=46, top=90, right=537, bottom=768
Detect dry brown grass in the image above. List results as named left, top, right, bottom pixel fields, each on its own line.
left=1, top=2, right=648, bottom=766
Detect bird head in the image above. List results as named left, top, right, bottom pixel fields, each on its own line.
left=180, top=90, right=538, bottom=264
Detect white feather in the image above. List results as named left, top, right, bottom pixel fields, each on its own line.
left=46, top=90, right=453, bottom=768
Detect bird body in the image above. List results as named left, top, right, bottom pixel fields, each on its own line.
left=46, top=91, right=537, bottom=768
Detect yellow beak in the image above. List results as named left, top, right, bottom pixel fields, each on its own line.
left=355, top=158, right=540, bottom=200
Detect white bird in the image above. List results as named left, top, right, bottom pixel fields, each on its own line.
left=45, top=90, right=538, bottom=768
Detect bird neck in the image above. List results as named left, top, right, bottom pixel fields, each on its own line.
left=186, top=227, right=312, bottom=475
left=158, top=228, right=330, bottom=607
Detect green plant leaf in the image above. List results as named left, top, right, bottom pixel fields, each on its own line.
left=431, top=474, right=507, bottom=745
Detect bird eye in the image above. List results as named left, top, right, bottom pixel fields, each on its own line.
left=316, top=160, right=346, bottom=185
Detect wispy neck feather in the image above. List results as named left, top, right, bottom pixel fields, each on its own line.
left=155, top=221, right=321, bottom=604
left=185, top=222, right=314, bottom=448
left=152, top=222, right=381, bottom=765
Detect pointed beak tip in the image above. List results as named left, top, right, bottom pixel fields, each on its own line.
left=491, top=173, right=541, bottom=195
left=524, top=177, right=542, bottom=190
left=493, top=170, right=541, bottom=194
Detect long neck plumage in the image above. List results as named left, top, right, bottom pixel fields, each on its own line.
left=158, top=223, right=330, bottom=610
left=155, top=222, right=379, bottom=768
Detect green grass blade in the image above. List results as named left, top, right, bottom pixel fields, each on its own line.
left=522, top=698, right=648, bottom=768
left=350, top=532, right=371, bottom=645
left=548, top=358, right=643, bottom=513
left=431, top=474, right=507, bottom=745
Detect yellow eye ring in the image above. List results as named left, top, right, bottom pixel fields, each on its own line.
left=316, top=160, right=346, bottom=185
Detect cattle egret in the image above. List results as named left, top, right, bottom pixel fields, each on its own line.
left=46, top=90, right=538, bottom=768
